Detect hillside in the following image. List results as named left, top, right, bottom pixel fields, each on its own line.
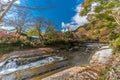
left=75, top=0, right=120, bottom=52
left=74, top=0, right=120, bottom=79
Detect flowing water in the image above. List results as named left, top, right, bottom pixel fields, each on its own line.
left=2, top=59, right=17, bottom=71
left=31, top=48, right=95, bottom=80
left=0, top=47, right=95, bottom=80
left=0, top=56, right=63, bottom=75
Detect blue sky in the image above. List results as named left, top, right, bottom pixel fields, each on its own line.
left=2, top=0, right=89, bottom=31
left=19, top=0, right=86, bottom=31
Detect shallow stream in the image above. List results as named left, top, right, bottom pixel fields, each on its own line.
left=0, top=47, right=95, bottom=80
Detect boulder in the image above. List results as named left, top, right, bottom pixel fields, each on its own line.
left=90, top=46, right=113, bottom=64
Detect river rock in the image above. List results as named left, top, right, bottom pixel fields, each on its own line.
left=0, top=47, right=58, bottom=63
left=41, top=46, right=114, bottom=80
left=0, top=58, right=66, bottom=80
left=90, top=46, right=113, bottom=64
left=42, top=65, right=104, bottom=80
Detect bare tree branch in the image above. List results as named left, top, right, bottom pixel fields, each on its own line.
left=113, top=11, right=120, bottom=25
left=0, top=0, right=16, bottom=22
left=110, top=10, right=120, bottom=25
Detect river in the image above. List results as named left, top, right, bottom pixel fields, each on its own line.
left=0, top=47, right=95, bottom=80
left=30, top=47, right=95, bottom=80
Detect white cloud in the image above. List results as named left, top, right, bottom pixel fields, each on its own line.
left=15, top=0, right=20, bottom=4
left=61, top=22, right=66, bottom=28
left=1, top=26, right=15, bottom=30
left=61, top=2, right=101, bottom=31
left=61, top=3, right=88, bottom=31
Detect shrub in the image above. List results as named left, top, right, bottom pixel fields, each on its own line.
left=108, top=32, right=118, bottom=40
left=23, top=40, right=31, bottom=46
left=95, top=5, right=103, bottom=13
left=12, top=39, right=22, bottom=46
left=0, top=47, right=14, bottom=54
left=43, top=39, right=68, bottom=46
left=0, top=42, right=7, bottom=48
left=43, top=39, right=57, bottom=45
left=98, top=77, right=105, bottom=80
left=113, top=37, right=120, bottom=51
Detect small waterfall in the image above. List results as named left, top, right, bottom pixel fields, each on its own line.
left=2, top=59, right=17, bottom=71
left=0, top=56, right=63, bottom=76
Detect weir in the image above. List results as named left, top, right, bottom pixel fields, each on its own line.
left=0, top=46, right=95, bottom=80
left=0, top=56, right=63, bottom=75
left=2, top=59, right=17, bottom=71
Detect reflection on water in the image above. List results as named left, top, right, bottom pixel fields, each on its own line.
left=60, top=48, right=94, bottom=66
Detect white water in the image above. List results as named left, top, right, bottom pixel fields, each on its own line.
left=0, top=56, right=63, bottom=75
left=2, top=59, right=17, bottom=70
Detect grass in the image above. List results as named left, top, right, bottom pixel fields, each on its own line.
left=0, top=46, right=15, bottom=54
left=115, top=51, right=120, bottom=57
left=0, top=42, right=39, bottom=54
left=98, top=77, right=106, bottom=80
left=98, top=66, right=111, bottom=80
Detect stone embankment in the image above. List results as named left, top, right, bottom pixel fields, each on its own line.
left=42, top=46, right=114, bottom=80
left=0, top=47, right=58, bottom=63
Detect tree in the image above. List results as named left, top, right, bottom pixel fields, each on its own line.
left=5, top=7, right=32, bottom=34
left=27, top=29, right=41, bottom=37
left=45, top=26, right=57, bottom=40
left=31, top=18, right=57, bottom=40
left=63, top=31, right=73, bottom=41
left=0, top=0, right=55, bottom=22
left=0, top=0, right=16, bottom=22
left=112, top=11, right=120, bottom=25
left=30, top=17, right=48, bottom=40
left=75, top=27, right=87, bottom=41
left=113, top=37, right=120, bottom=50
left=79, top=0, right=120, bottom=43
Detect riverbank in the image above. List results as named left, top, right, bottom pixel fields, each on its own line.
left=0, top=44, right=95, bottom=80
left=41, top=46, right=115, bottom=80
left=0, top=44, right=116, bottom=80
left=0, top=47, right=59, bottom=63
left=0, top=47, right=66, bottom=80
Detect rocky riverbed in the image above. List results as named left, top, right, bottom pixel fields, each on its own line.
left=0, top=47, right=58, bottom=63
left=0, top=44, right=116, bottom=80
left=100, top=54, right=120, bottom=80
left=0, top=46, right=95, bottom=80
left=0, top=47, right=65, bottom=80
left=42, top=46, right=115, bottom=80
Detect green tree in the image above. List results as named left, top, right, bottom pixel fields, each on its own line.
left=45, top=26, right=57, bottom=40
left=63, top=31, right=73, bottom=41
left=27, top=29, right=41, bottom=37
left=113, top=37, right=120, bottom=50
left=79, top=0, right=120, bottom=51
